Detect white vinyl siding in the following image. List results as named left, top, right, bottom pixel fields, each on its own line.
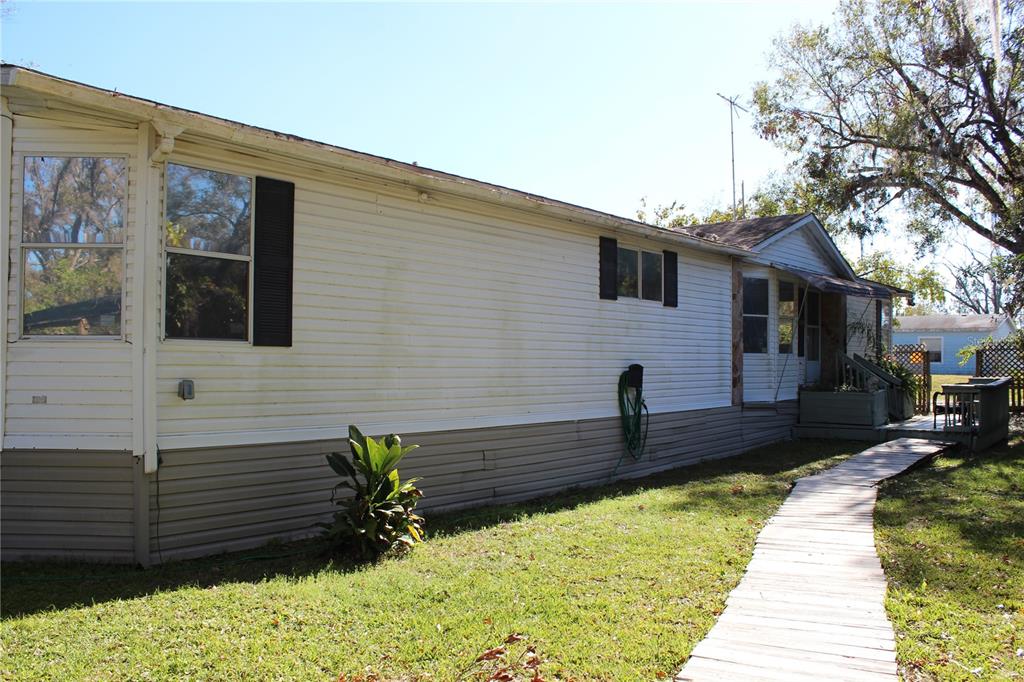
left=3, top=113, right=137, bottom=450
left=155, top=140, right=734, bottom=449
left=758, top=227, right=838, bottom=275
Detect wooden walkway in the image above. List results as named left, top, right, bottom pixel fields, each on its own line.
left=676, top=438, right=950, bottom=682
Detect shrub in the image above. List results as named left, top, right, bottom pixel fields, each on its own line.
left=322, top=425, right=425, bottom=558
left=878, top=355, right=921, bottom=394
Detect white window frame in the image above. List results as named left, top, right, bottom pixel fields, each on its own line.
left=777, top=279, right=797, bottom=355
left=616, top=245, right=663, bottom=303
left=18, top=153, right=129, bottom=341
left=919, top=336, right=943, bottom=364
left=161, top=160, right=255, bottom=344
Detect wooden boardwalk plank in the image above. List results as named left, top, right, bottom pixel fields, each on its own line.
left=675, top=438, right=948, bottom=681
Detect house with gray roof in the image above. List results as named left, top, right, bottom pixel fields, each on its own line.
left=894, top=314, right=1013, bottom=374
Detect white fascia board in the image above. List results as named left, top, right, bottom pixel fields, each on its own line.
left=2, top=66, right=749, bottom=259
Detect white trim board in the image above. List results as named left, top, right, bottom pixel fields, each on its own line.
left=154, top=399, right=736, bottom=451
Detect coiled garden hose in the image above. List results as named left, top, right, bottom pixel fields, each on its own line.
left=614, top=370, right=649, bottom=475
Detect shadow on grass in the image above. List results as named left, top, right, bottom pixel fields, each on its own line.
left=875, top=436, right=1024, bottom=605
left=2, top=438, right=858, bottom=619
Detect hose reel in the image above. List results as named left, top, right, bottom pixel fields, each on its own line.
left=615, top=363, right=649, bottom=474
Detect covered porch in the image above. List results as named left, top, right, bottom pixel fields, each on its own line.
left=779, top=271, right=1013, bottom=452
left=795, top=367, right=1012, bottom=452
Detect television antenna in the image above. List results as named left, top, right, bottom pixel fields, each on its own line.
left=717, top=93, right=749, bottom=219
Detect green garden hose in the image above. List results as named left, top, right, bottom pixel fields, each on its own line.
left=615, top=369, right=649, bottom=475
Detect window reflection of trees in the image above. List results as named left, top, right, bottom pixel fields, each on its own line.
left=165, top=164, right=251, bottom=255
left=164, top=164, right=253, bottom=340
left=21, top=157, right=125, bottom=336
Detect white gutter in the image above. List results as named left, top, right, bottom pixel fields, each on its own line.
left=1, top=65, right=750, bottom=258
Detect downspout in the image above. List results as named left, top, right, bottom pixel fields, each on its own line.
left=136, top=120, right=179, bottom=475
left=133, top=121, right=165, bottom=475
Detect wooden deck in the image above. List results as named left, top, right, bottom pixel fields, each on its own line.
left=675, top=438, right=950, bottom=682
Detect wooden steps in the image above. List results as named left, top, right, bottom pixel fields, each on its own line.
left=675, top=438, right=949, bottom=681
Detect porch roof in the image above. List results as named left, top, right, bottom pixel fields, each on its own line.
left=771, top=264, right=902, bottom=299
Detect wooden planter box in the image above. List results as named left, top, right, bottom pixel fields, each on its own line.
left=799, top=389, right=888, bottom=426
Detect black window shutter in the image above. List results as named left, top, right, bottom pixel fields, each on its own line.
left=599, top=236, right=617, bottom=300
left=253, top=176, right=295, bottom=347
left=663, top=250, right=678, bottom=307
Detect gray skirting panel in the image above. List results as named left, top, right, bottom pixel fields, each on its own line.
left=0, top=450, right=137, bottom=562
left=2, top=403, right=797, bottom=565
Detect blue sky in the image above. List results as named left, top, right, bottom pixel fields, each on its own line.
left=3, top=1, right=842, bottom=224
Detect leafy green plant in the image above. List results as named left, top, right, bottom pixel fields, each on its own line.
left=322, top=425, right=425, bottom=558
left=878, top=355, right=921, bottom=394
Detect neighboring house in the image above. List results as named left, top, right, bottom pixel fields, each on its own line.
left=0, top=66, right=902, bottom=565
left=894, top=314, right=1013, bottom=375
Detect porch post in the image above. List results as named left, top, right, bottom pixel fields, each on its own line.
left=819, top=292, right=846, bottom=387
left=874, top=300, right=883, bottom=359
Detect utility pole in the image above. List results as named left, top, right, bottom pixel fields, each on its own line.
left=716, top=93, right=749, bottom=220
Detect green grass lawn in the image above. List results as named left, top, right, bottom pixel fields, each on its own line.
left=1, top=440, right=859, bottom=682
left=929, top=373, right=971, bottom=397
left=876, top=437, right=1024, bottom=681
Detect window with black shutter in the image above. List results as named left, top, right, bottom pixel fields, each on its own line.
left=601, top=238, right=672, bottom=305
left=164, top=165, right=294, bottom=345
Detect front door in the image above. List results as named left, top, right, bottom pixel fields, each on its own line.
left=805, top=290, right=821, bottom=383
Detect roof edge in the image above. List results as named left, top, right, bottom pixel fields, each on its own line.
left=1, top=64, right=750, bottom=257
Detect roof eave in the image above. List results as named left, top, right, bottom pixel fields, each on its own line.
left=1, top=65, right=749, bottom=258
left=754, top=213, right=857, bottom=279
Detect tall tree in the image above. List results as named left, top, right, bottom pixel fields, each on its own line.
left=856, top=251, right=947, bottom=314
left=752, top=0, right=1023, bottom=255
left=945, top=246, right=1022, bottom=319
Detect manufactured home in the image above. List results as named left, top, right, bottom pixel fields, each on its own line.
left=0, top=66, right=899, bottom=565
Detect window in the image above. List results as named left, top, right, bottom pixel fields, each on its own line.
left=742, top=277, right=768, bottom=353
left=164, top=163, right=252, bottom=340
left=617, top=247, right=638, bottom=298
left=641, top=251, right=662, bottom=301
left=598, top=237, right=675, bottom=306
left=778, top=281, right=796, bottom=354
left=616, top=247, right=663, bottom=302
left=21, top=156, right=126, bottom=336
left=920, top=336, right=942, bottom=363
